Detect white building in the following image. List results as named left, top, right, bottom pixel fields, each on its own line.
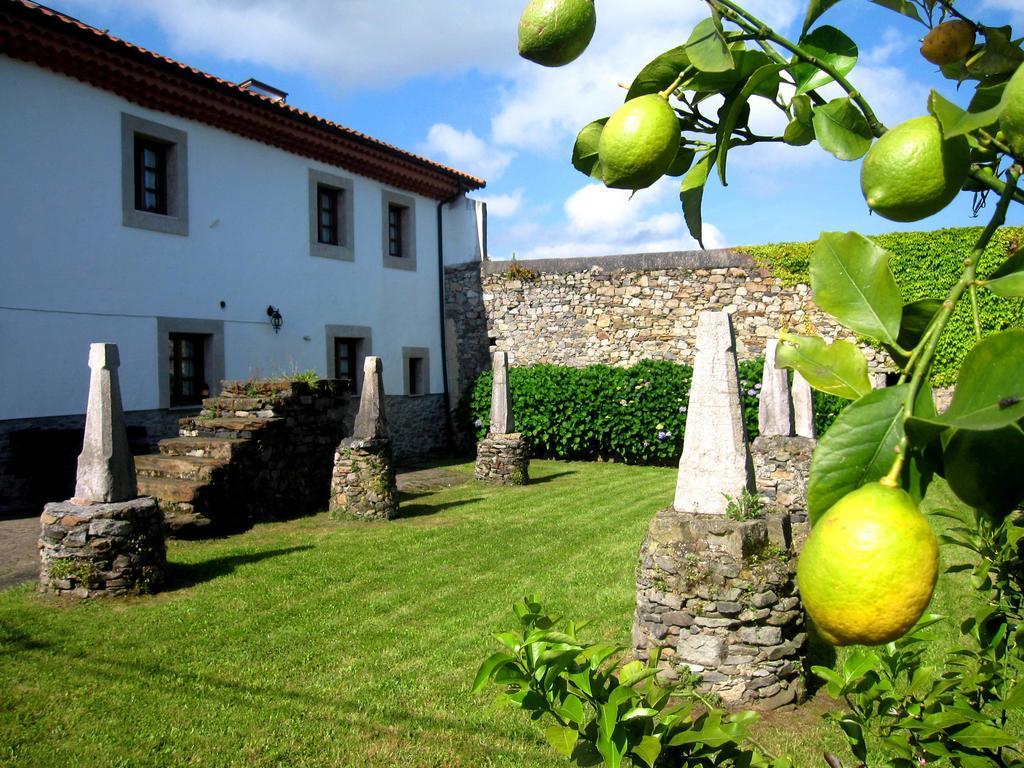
left=0, top=1, right=487, bottom=511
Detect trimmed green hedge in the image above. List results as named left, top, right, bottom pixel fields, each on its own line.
left=743, top=226, right=1024, bottom=385
left=461, top=360, right=845, bottom=466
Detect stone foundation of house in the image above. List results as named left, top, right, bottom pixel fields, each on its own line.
left=329, top=437, right=399, bottom=520
left=38, top=497, right=166, bottom=597
left=474, top=433, right=529, bottom=485
left=633, top=509, right=805, bottom=710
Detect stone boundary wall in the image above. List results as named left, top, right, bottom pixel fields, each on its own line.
left=385, top=394, right=450, bottom=461
left=0, top=408, right=188, bottom=516
left=445, top=250, right=889, bottom=404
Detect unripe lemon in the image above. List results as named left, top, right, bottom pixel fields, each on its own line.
left=920, top=20, right=976, bottom=65
left=999, top=64, right=1024, bottom=157
left=860, top=116, right=971, bottom=222
left=797, top=483, right=938, bottom=646
left=518, top=0, right=596, bottom=67
left=598, top=94, right=680, bottom=191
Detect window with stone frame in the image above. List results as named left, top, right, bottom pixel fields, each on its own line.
left=308, top=169, right=354, bottom=260
left=381, top=191, right=417, bottom=270
left=168, top=333, right=208, bottom=406
left=121, top=113, right=189, bottom=235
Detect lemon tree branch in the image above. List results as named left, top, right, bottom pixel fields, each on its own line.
left=882, top=167, right=1021, bottom=486
left=707, top=0, right=888, bottom=136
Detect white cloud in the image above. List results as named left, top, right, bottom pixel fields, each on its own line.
left=511, top=177, right=726, bottom=260
left=479, top=189, right=524, bottom=218
left=420, top=124, right=513, bottom=181
left=58, top=0, right=527, bottom=89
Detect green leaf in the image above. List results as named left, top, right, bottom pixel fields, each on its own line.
left=472, top=652, right=515, bottom=692
left=810, top=231, right=902, bottom=345
left=775, top=333, right=872, bottom=400
left=906, top=329, right=1024, bottom=435
left=632, top=735, right=662, bottom=768
left=666, top=146, right=696, bottom=177
left=621, top=707, right=659, bottom=721
left=801, top=0, right=844, bottom=36
left=984, top=245, right=1024, bottom=297
left=791, top=26, right=858, bottom=95
left=717, top=64, right=785, bottom=185
left=812, top=98, right=873, bottom=160
left=784, top=118, right=815, bottom=146
left=596, top=702, right=627, bottom=768
left=571, top=118, right=608, bottom=180
left=687, top=50, right=775, bottom=96
left=927, top=89, right=1004, bottom=139
left=954, top=723, right=1021, bottom=748
left=686, top=17, right=735, bottom=73
left=838, top=719, right=868, bottom=763
left=967, top=26, right=1024, bottom=77
left=885, top=298, right=943, bottom=368
left=627, top=46, right=690, bottom=101
left=545, top=726, right=579, bottom=757
left=557, top=694, right=586, bottom=725
left=806, top=385, right=907, bottom=524
left=1004, top=679, right=1024, bottom=710
left=680, top=150, right=717, bottom=248
left=868, top=0, right=922, bottom=23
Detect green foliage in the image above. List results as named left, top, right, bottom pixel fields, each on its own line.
left=814, top=507, right=1024, bottom=768
left=462, top=359, right=844, bottom=465
left=474, top=597, right=791, bottom=768
left=745, top=227, right=1024, bottom=385
left=723, top=489, right=765, bottom=521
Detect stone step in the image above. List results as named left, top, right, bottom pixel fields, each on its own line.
left=158, top=436, right=244, bottom=460
left=220, top=379, right=294, bottom=397
left=201, top=396, right=270, bottom=413
left=134, top=454, right=227, bottom=482
left=180, top=416, right=282, bottom=439
left=137, top=475, right=208, bottom=504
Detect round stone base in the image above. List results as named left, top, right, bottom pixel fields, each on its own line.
left=475, top=433, right=529, bottom=485
left=633, top=508, right=806, bottom=710
left=39, top=497, right=166, bottom=597
left=330, top=437, right=398, bottom=520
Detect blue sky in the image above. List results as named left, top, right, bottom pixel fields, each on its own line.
left=49, top=0, right=1024, bottom=259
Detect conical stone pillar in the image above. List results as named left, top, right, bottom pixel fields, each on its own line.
left=39, top=343, right=165, bottom=597
left=330, top=357, right=398, bottom=519
left=475, top=351, right=529, bottom=485
left=634, top=313, right=806, bottom=710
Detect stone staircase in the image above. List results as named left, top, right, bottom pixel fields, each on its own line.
left=136, top=379, right=351, bottom=536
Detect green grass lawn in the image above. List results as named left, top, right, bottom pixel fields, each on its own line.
left=0, top=460, right=1005, bottom=767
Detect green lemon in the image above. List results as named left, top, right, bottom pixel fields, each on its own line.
left=860, top=116, right=971, bottom=222
left=920, top=20, right=976, bottom=65
left=597, top=94, right=680, bottom=191
left=943, top=425, right=1024, bottom=516
left=999, top=64, right=1024, bottom=157
left=797, top=483, right=939, bottom=646
left=518, top=0, right=596, bottom=68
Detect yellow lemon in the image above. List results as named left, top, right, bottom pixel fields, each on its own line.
left=598, top=94, right=680, bottom=191
left=797, top=483, right=939, bottom=646
left=518, top=0, right=596, bottom=68
left=920, top=20, right=976, bottom=65
left=999, top=64, right=1024, bottom=157
left=860, top=116, right=971, bottom=222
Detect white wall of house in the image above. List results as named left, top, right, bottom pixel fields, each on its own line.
left=0, top=56, right=484, bottom=420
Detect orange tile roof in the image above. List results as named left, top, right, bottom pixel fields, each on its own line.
left=1, top=0, right=486, bottom=199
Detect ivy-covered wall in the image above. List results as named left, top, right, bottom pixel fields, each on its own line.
left=744, top=226, right=1024, bottom=385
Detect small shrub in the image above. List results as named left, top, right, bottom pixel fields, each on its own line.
left=723, top=490, right=765, bottom=521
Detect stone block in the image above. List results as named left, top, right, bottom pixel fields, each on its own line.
left=758, top=339, right=793, bottom=437
left=489, top=351, right=515, bottom=434
left=677, top=635, right=726, bottom=667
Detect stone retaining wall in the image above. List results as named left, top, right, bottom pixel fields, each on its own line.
left=385, top=394, right=450, bottom=461
left=751, top=435, right=815, bottom=524
left=445, top=251, right=889, bottom=404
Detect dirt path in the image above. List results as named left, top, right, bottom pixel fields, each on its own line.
left=0, top=514, right=39, bottom=591
left=0, top=465, right=471, bottom=592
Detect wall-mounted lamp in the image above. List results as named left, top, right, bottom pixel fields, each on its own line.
left=266, top=305, right=283, bottom=333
